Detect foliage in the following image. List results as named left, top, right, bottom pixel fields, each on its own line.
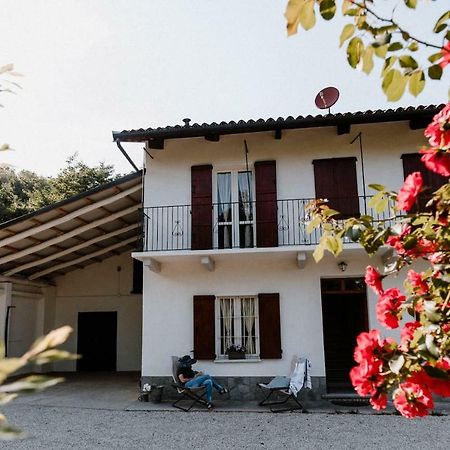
left=284, top=0, right=450, bottom=101
left=307, top=104, right=450, bottom=418
left=0, top=154, right=120, bottom=223
left=0, top=326, right=77, bottom=439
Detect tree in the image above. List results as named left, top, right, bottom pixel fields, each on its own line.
left=285, top=0, right=449, bottom=101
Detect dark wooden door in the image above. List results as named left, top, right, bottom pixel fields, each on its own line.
left=321, top=281, right=368, bottom=392
left=77, top=312, right=117, bottom=371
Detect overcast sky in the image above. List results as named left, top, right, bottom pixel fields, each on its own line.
left=0, top=0, right=449, bottom=176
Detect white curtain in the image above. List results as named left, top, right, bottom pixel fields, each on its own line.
left=238, top=172, right=252, bottom=248
left=220, top=298, right=233, bottom=352
left=217, top=173, right=232, bottom=248
left=242, top=298, right=256, bottom=354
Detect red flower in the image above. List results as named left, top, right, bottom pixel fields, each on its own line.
left=364, top=266, right=383, bottom=295
left=440, top=41, right=450, bottom=69
left=370, top=391, right=388, bottom=411
left=409, top=366, right=450, bottom=399
left=400, top=321, right=421, bottom=347
left=376, top=288, right=406, bottom=329
left=386, top=224, right=412, bottom=255
left=420, top=148, right=450, bottom=177
left=396, top=172, right=423, bottom=211
left=407, top=270, right=428, bottom=295
left=424, top=103, right=450, bottom=149
left=350, top=359, right=383, bottom=396
left=393, top=382, right=434, bottom=418
left=353, top=329, right=383, bottom=363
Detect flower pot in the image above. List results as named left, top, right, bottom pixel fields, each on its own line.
left=227, top=351, right=246, bottom=360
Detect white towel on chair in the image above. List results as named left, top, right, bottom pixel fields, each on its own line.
left=289, top=357, right=312, bottom=397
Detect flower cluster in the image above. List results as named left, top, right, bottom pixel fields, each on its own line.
left=226, top=344, right=246, bottom=353
left=310, top=104, right=450, bottom=418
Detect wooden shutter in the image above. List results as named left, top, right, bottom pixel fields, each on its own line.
left=193, top=295, right=215, bottom=360
left=258, top=293, right=282, bottom=359
left=313, top=157, right=359, bottom=218
left=191, top=165, right=213, bottom=250
left=401, top=153, right=446, bottom=212
left=255, top=161, right=278, bottom=248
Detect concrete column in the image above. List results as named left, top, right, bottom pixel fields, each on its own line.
left=36, top=286, right=57, bottom=373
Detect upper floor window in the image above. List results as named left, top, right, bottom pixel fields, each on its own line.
left=216, top=170, right=254, bottom=249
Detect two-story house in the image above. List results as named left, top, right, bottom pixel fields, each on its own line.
left=114, top=105, right=444, bottom=400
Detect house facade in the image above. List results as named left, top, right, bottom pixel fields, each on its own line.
left=115, top=105, right=444, bottom=399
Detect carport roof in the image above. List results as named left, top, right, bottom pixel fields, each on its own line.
left=0, top=171, right=143, bottom=283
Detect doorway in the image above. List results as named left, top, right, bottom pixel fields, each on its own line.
left=320, top=278, right=368, bottom=393
left=77, top=311, right=117, bottom=371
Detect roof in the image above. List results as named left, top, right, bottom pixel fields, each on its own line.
left=0, top=171, right=142, bottom=282
left=112, top=104, right=442, bottom=143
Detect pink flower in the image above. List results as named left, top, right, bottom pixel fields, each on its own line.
left=396, top=172, right=423, bottom=211
left=393, top=382, right=434, bottom=418
left=400, top=321, right=421, bottom=346
left=439, top=41, right=450, bottom=69
left=407, top=270, right=428, bottom=295
left=424, top=103, right=450, bottom=149
left=350, top=359, right=383, bottom=396
left=364, top=266, right=383, bottom=295
left=376, top=288, right=406, bottom=329
left=370, top=391, right=388, bottom=411
left=353, top=329, right=383, bottom=363
left=420, top=148, right=450, bottom=177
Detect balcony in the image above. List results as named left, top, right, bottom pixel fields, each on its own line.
left=140, top=197, right=394, bottom=253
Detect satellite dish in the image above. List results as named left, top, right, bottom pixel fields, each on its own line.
left=315, top=86, right=340, bottom=113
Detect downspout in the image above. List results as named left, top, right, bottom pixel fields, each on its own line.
left=115, top=139, right=140, bottom=172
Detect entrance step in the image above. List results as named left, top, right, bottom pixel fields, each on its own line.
left=322, top=393, right=370, bottom=407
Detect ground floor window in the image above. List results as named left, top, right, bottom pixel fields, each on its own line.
left=216, top=296, right=259, bottom=359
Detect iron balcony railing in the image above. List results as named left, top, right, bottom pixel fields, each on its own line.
left=141, top=196, right=395, bottom=252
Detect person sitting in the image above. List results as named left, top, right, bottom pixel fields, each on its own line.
left=177, top=355, right=228, bottom=410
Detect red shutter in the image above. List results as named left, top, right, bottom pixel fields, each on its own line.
left=402, top=153, right=446, bottom=212
left=191, top=165, right=213, bottom=250
left=255, top=161, right=278, bottom=247
left=193, top=295, right=215, bottom=360
left=313, top=157, right=359, bottom=218
left=258, top=293, right=282, bottom=359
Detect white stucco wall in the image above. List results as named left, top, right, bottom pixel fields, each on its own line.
left=53, top=252, right=142, bottom=371
left=140, top=120, right=428, bottom=380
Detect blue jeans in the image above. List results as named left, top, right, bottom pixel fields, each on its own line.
left=185, top=374, right=223, bottom=403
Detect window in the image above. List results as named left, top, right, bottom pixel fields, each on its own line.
left=216, top=171, right=254, bottom=249
left=215, top=296, right=259, bottom=359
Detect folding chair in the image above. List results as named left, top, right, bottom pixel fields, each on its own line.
left=171, top=356, right=208, bottom=412
left=257, top=357, right=311, bottom=413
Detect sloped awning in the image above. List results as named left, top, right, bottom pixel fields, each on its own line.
left=0, top=171, right=142, bottom=282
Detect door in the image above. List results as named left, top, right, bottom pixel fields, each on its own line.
left=77, top=311, right=117, bottom=371
left=320, top=278, right=368, bottom=392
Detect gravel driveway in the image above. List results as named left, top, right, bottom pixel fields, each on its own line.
left=0, top=405, right=448, bottom=450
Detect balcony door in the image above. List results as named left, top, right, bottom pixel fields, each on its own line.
left=216, top=171, right=254, bottom=249
left=313, top=157, right=360, bottom=218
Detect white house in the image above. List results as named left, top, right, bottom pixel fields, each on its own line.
left=112, top=104, right=444, bottom=400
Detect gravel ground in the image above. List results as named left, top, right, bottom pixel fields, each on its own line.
left=0, top=405, right=448, bottom=450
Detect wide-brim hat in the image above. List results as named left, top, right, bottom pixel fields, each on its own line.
left=178, top=355, right=197, bottom=367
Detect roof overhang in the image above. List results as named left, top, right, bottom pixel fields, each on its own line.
left=112, top=104, right=442, bottom=143
left=0, top=171, right=143, bottom=282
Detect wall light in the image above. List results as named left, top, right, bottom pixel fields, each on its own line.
left=338, top=261, right=348, bottom=272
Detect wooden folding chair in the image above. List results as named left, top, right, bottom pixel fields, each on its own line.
left=171, top=356, right=208, bottom=412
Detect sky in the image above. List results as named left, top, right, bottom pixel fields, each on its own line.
left=0, top=0, right=449, bottom=176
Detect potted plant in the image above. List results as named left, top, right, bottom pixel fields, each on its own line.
left=226, top=344, right=246, bottom=360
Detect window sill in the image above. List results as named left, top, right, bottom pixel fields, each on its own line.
left=214, top=358, right=261, bottom=363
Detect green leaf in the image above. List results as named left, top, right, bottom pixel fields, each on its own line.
left=382, top=56, right=397, bottom=76
left=339, top=24, right=355, bottom=47
left=319, top=0, right=336, bottom=20
left=383, top=69, right=407, bottom=101
left=425, top=335, right=439, bottom=357
left=408, top=70, right=425, bottom=97
left=324, top=235, right=343, bottom=256
left=362, top=46, right=374, bottom=74
left=428, top=52, right=443, bottom=63
left=347, top=37, right=364, bottom=68
left=313, top=240, right=325, bottom=262
left=369, top=183, right=386, bottom=192
left=299, top=0, right=316, bottom=31
left=373, top=44, right=388, bottom=58
left=388, top=354, right=405, bottom=374
left=399, top=55, right=418, bottom=69
left=408, top=41, right=419, bottom=52
left=306, top=215, right=321, bottom=234
left=388, top=42, right=403, bottom=52
left=433, top=10, right=450, bottom=33
left=428, top=64, right=443, bottom=80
